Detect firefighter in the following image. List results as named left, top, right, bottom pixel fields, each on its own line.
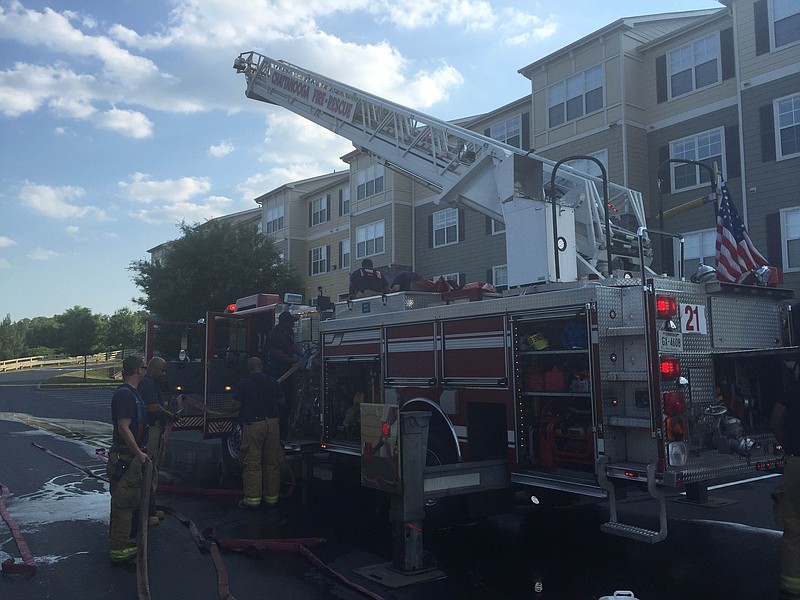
left=231, top=356, right=284, bottom=509
left=265, top=310, right=302, bottom=440
left=138, top=356, right=179, bottom=526
left=107, top=355, right=150, bottom=565
left=771, top=358, right=800, bottom=599
left=349, top=258, right=388, bottom=299
left=390, top=270, right=422, bottom=292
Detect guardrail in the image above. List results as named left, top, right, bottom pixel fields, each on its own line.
left=0, top=350, right=132, bottom=373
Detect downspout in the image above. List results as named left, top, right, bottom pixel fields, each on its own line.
left=619, top=33, right=629, bottom=186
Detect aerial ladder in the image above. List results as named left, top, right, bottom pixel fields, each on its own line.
left=233, top=52, right=651, bottom=284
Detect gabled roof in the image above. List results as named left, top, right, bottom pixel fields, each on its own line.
left=253, top=170, right=349, bottom=204
left=518, top=9, right=723, bottom=78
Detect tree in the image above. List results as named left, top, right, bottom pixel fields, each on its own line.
left=57, top=306, right=104, bottom=357
left=22, top=316, right=61, bottom=354
left=0, top=314, right=24, bottom=361
left=129, top=221, right=301, bottom=322
left=107, top=308, right=146, bottom=351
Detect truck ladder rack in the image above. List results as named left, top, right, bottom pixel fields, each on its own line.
left=597, top=459, right=667, bottom=543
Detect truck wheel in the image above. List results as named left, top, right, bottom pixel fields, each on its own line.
left=220, top=422, right=242, bottom=475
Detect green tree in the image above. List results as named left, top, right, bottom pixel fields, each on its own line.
left=107, top=308, right=146, bottom=351
left=129, top=221, right=301, bottom=322
left=21, top=316, right=61, bottom=354
left=57, top=306, right=104, bottom=357
left=0, top=314, right=24, bottom=361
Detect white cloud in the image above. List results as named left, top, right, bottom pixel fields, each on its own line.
left=65, top=225, right=80, bottom=236
left=19, top=184, right=104, bottom=219
left=208, top=141, right=234, bottom=157
left=0, top=236, right=16, bottom=247
left=133, top=195, right=234, bottom=225
left=28, top=247, right=61, bottom=261
left=95, top=107, right=153, bottom=138
left=119, top=173, right=213, bottom=203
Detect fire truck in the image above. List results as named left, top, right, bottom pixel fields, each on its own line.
left=220, top=53, right=800, bottom=543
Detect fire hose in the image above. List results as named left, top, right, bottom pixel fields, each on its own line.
left=0, top=483, right=37, bottom=576
left=31, top=441, right=387, bottom=600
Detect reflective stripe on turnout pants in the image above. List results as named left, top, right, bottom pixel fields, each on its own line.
left=107, top=451, right=143, bottom=561
left=145, top=424, right=164, bottom=497
left=239, top=419, right=281, bottom=506
left=779, top=455, right=800, bottom=596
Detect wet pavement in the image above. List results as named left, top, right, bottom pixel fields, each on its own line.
left=0, top=369, right=788, bottom=599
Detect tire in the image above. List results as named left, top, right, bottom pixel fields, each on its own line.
left=220, top=422, right=242, bottom=475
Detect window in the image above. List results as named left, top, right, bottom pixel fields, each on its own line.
left=266, top=204, right=284, bottom=234
left=310, top=246, right=328, bottom=275
left=340, top=186, right=350, bottom=216
left=669, top=128, right=724, bottom=191
left=340, top=238, right=351, bottom=269
left=568, top=149, right=609, bottom=179
left=680, top=229, right=716, bottom=277
left=356, top=164, right=385, bottom=200
left=492, top=265, right=508, bottom=290
left=547, top=65, right=604, bottom=128
left=781, top=207, right=800, bottom=271
left=777, top=93, right=800, bottom=159
left=773, top=0, right=800, bottom=48
left=668, top=34, right=720, bottom=98
left=492, top=219, right=505, bottom=234
left=356, top=220, right=384, bottom=258
left=311, top=196, right=328, bottom=226
left=490, top=115, right=522, bottom=148
left=433, top=208, right=459, bottom=248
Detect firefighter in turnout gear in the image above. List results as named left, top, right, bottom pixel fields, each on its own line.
left=107, top=355, right=150, bottom=564
left=232, top=356, right=284, bottom=509
left=139, top=356, right=179, bottom=526
left=772, top=359, right=800, bottom=599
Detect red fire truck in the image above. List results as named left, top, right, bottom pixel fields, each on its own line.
left=172, top=52, right=800, bottom=542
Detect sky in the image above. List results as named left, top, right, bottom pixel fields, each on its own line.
left=0, top=0, right=724, bottom=321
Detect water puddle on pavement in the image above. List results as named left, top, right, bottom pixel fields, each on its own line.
left=0, top=412, right=113, bottom=448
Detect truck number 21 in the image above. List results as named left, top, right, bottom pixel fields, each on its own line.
left=681, top=303, right=707, bottom=334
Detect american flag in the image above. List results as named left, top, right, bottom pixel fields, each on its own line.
left=715, top=177, right=769, bottom=283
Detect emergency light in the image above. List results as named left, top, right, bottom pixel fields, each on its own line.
left=660, top=357, right=680, bottom=379
left=656, top=295, right=677, bottom=319
left=664, top=391, right=686, bottom=416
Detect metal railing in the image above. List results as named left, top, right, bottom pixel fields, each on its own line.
left=0, top=349, right=130, bottom=373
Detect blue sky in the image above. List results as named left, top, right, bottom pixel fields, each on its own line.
left=0, top=0, right=723, bottom=321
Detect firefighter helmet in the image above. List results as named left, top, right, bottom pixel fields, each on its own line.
left=526, top=333, right=549, bottom=350
left=691, top=263, right=717, bottom=283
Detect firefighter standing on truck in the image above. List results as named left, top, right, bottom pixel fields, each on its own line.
left=231, top=356, right=284, bottom=509
left=107, top=355, right=150, bottom=565
left=772, top=359, right=800, bottom=599
left=349, top=258, right=388, bottom=299
left=138, top=356, right=179, bottom=526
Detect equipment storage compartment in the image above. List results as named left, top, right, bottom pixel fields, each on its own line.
left=322, top=359, right=382, bottom=447
left=512, top=306, right=596, bottom=475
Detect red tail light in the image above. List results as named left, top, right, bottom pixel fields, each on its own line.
left=664, top=391, right=686, bottom=416
left=656, top=295, right=677, bottom=318
left=660, top=357, right=680, bottom=380
left=381, top=421, right=390, bottom=436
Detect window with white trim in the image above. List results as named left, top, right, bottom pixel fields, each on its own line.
left=670, top=128, right=724, bottom=191
left=266, top=204, right=284, bottom=234
left=340, top=238, right=351, bottom=269
left=777, top=93, right=800, bottom=159
left=433, top=208, right=459, bottom=248
left=569, top=149, right=609, bottom=179
left=491, top=219, right=505, bottom=234
left=311, top=196, right=327, bottom=226
left=781, top=207, right=800, bottom=271
left=547, top=65, right=604, bottom=128
left=490, top=115, right=522, bottom=148
left=680, top=229, right=716, bottom=277
left=668, top=34, right=720, bottom=99
left=356, top=164, right=384, bottom=200
left=492, top=265, right=508, bottom=290
left=773, top=0, right=800, bottom=48
left=356, top=220, right=384, bottom=258
left=310, top=246, right=328, bottom=275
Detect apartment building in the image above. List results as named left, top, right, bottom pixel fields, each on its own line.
left=228, top=2, right=800, bottom=304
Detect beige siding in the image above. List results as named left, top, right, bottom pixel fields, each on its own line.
left=736, top=0, right=800, bottom=81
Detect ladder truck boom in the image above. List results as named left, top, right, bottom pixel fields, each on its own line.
left=234, top=51, right=651, bottom=282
